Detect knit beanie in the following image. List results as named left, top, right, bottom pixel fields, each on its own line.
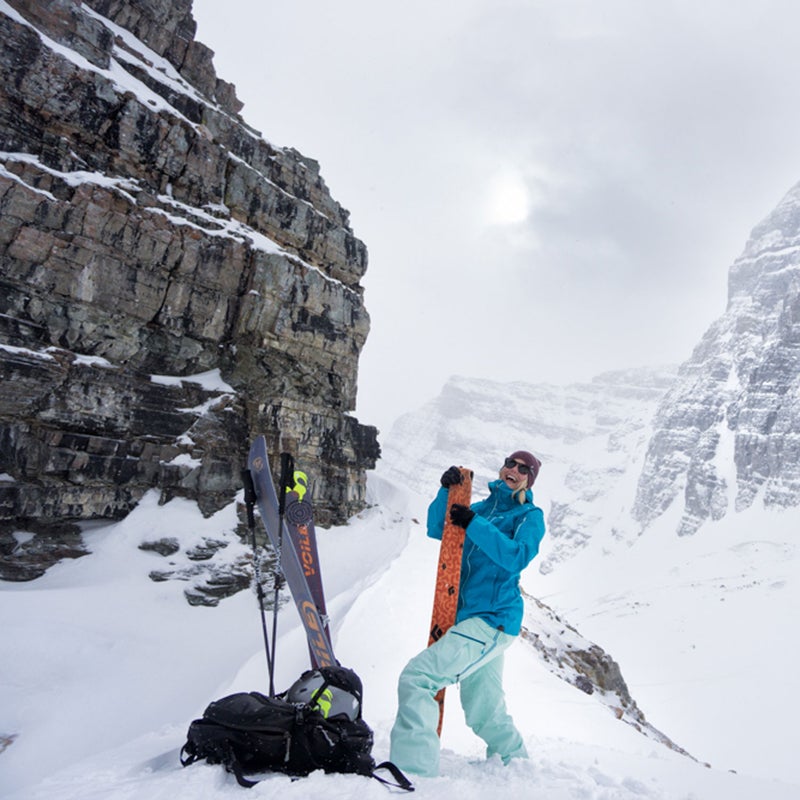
left=508, top=450, right=542, bottom=488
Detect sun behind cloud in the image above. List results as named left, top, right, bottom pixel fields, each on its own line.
left=485, top=172, right=530, bottom=225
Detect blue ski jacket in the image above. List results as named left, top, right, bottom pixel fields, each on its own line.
left=426, top=479, right=545, bottom=636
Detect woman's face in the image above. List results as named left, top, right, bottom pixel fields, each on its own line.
left=500, top=458, right=528, bottom=491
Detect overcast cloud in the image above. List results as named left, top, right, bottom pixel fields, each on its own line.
left=193, top=0, right=800, bottom=433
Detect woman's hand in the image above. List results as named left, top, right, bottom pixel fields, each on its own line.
left=440, top=466, right=463, bottom=487
left=449, top=503, right=475, bottom=529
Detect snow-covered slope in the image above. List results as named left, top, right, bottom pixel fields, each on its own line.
left=1, top=442, right=798, bottom=799
left=537, top=495, right=799, bottom=785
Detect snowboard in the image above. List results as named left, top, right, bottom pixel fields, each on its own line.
left=283, top=469, right=332, bottom=657
left=247, top=436, right=336, bottom=670
left=427, top=466, right=473, bottom=736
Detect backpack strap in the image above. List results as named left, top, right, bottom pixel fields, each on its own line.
left=180, top=738, right=258, bottom=788
left=371, top=760, right=415, bottom=791
left=221, top=743, right=259, bottom=789
left=179, top=742, right=196, bottom=767
left=308, top=676, right=332, bottom=711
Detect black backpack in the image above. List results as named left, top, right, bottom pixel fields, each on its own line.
left=180, top=666, right=413, bottom=791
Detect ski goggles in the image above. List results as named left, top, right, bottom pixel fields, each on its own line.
left=503, top=457, right=534, bottom=475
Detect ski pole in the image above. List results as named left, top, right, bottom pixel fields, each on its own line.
left=265, top=451, right=294, bottom=695
left=241, top=468, right=273, bottom=692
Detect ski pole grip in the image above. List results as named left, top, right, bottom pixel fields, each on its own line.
left=278, top=453, right=294, bottom=515
left=241, top=468, right=257, bottom=528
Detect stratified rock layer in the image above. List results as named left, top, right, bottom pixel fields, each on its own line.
left=0, top=0, right=379, bottom=582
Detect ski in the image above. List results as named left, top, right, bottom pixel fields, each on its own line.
left=427, top=466, right=472, bottom=736
left=283, top=468, right=332, bottom=659
left=247, top=435, right=336, bottom=670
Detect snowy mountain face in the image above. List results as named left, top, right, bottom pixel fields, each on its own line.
left=634, top=180, right=800, bottom=535
left=381, top=367, right=677, bottom=570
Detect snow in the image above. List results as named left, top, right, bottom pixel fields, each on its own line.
left=2, top=440, right=799, bottom=800
left=0, top=342, right=57, bottom=361
left=165, top=453, right=202, bottom=469
left=538, top=500, right=800, bottom=783
left=149, top=369, right=234, bottom=393
left=0, top=160, right=58, bottom=200
left=0, top=150, right=140, bottom=196
left=69, top=354, right=116, bottom=369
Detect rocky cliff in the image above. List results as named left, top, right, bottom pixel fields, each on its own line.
left=0, top=0, right=379, bottom=584
left=633, top=181, right=800, bottom=535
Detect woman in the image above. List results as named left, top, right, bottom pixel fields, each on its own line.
left=389, top=450, right=546, bottom=777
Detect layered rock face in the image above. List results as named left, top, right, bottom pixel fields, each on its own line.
left=633, top=181, right=800, bottom=535
left=0, top=0, right=379, bottom=581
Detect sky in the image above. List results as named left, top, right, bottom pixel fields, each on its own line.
left=192, top=0, right=800, bottom=433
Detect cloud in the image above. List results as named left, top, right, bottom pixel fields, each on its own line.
left=193, top=0, right=800, bottom=432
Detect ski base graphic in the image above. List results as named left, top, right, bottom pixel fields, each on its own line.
left=427, top=466, right=472, bottom=735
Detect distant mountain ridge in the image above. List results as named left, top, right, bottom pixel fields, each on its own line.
left=381, top=366, right=677, bottom=571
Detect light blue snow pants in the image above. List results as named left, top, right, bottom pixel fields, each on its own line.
left=389, top=617, right=528, bottom=777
